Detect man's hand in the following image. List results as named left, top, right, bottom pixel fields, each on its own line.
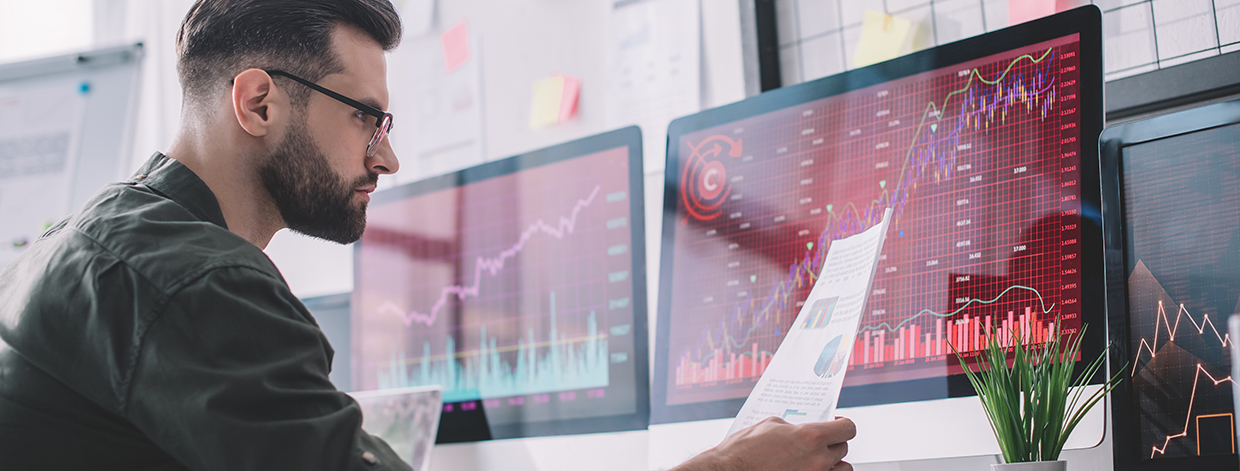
left=671, top=417, right=855, bottom=471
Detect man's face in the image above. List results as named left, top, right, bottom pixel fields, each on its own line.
left=259, top=25, right=398, bottom=244
left=259, top=115, right=372, bottom=243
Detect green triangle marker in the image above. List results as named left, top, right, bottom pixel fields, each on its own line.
left=750, top=275, right=757, bottom=283
left=806, top=242, right=814, bottom=251
left=930, top=123, right=938, bottom=132
left=826, top=204, right=833, bottom=212
left=879, top=180, right=887, bottom=189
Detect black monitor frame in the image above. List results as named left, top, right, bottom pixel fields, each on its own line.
left=301, top=293, right=353, bottom=392
left=652, top=6, right=1106, bottom=424
left=1102, top=99, right=1240, bottom=470
left=356, top=126, right=650, bottom=440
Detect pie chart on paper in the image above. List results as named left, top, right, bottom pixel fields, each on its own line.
left=813, top=335, right=844, bottom=378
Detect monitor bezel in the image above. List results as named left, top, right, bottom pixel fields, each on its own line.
left=1102, top=99, right=1240, bottom=470
left=652, top=6, right=1106, bottom=424
left=355, top=126, right=651, bottom=440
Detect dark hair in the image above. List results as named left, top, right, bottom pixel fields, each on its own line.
left=176, top=0, right=401, bottom=106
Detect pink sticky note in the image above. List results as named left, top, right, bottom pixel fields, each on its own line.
left=557, top=74, right=580, bottom=123
left=1008, top=0, right=1057, bottom=26
left=441, top=20, right=470, bottom=73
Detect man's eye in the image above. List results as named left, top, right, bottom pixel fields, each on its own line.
left=354, top=111, right=367, bottom=121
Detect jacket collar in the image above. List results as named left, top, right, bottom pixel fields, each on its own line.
left=133, top=152, right=229, bottom=230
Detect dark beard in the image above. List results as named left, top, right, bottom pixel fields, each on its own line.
left=258, top=118, right=377, bottom=244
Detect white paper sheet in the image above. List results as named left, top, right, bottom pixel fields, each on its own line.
left=0, top=82, right=87, bottom=268
left=606, top=0, right=701, bottom=173
left=728, top=208, right=893, bottom=435
left=390, top=32, right=485, bottom=185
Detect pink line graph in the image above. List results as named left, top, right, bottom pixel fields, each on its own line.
left=378, top=185, right=603, bottom=327
left=1149, top=363, right=1235, bottom=459
left=1131, top=300, right=1233, bottom=377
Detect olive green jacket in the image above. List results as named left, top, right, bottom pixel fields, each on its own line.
left=0, top=153, right=408, bottom=470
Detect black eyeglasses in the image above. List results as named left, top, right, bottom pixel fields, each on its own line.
left=264, top=69, right=393, bottom=158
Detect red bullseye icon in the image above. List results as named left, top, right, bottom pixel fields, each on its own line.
left=681, top=134, right=742, bottom=223
left=699, top=161, right=726, bottom=200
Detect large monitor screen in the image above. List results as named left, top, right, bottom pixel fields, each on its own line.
left=653, top=7, right=1105, bottom=423
left=353, top=127, right=649, bottom=441
left=1103, top=100, right=1240, bottom=470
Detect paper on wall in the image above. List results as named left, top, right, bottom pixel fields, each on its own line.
left=391, top=32, right=485, bottom=184
left=606, top=0, right=700, bottom=173
left=727, top=208, right=893, bottom=435
left=0, top=82, right=87, bottom=269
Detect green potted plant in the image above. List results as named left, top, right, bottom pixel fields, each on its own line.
left=951, top=321, right=1123, bottom=470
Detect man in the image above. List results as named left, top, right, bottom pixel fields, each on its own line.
left=0, top=1, right=854, bottom=469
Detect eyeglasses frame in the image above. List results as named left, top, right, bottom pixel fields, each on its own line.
left=263, top=69, right=394, bottom=158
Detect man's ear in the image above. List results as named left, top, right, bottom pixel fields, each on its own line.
left=231, top=69, right=285, bottom=138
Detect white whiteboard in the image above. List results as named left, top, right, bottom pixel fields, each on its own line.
left=0, top=44, right=143, bottom=268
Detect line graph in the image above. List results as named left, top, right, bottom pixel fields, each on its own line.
left=706, top=47, right=1059, bottom=348
left=667, top=38, right=1079, bottom=397
left=353, top=143, right=639, bottom=427
left=378, top=292, right=610, bottom=402
left=894, top=47, right=1056, bottom=189
left=1131, top=299, right=1232, bottom=377
left=858, top=284, right=1055, bottom=334
left=677, top=289, right=1062, bottom=387
left=378, top=185, right=602, bottom=327
left=1127, top=260, right=1239, bottom=459
left=1149, top=364, right=1236, bottom=459
left=1107, top=88, right=1240, bottom=462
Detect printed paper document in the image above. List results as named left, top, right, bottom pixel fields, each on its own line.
left=728, top=208, right=893, bottom=435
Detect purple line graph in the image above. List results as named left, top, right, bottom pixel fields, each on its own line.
left=377, top=185, right=603, bottom=327
left=678, top=48, right=1062, bottom=368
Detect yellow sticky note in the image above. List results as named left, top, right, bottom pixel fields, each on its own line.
left=529, top=76, right=565, bottom=129
left=852, top=10, right=913, bottom=68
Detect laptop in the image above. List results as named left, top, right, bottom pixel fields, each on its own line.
left=350, top=385, right=444, bottom=470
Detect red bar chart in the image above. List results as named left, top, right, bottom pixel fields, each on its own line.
left=850, top=305, right=1058, bottom=366
left=675, top=342, right=772, bottom=386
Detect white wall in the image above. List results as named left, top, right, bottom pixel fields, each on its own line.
left=0, top=0, right=93, bottom=63
left=1, top=0, right=1143, bottom=469
left=263, top=2, right=742, bottom=469
left=301, top=2, right=1113, bottom=470
left=775, top=0, right=1240, bottom=85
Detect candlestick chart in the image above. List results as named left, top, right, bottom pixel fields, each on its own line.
left=663, top=35, right=1084, bottom=406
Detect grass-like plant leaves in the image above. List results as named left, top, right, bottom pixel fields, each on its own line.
left=949, top=321, right=1123, bottom=463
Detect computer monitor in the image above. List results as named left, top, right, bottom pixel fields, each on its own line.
left=352, top=126, right=649, bottom=441
left=1102, top=99, right=1240, bottom=470
left=650, top=6, right=1106, bottom=463
left=301, top=293, right=352, bottom=391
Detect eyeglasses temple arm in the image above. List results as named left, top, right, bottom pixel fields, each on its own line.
left=265, top=70, right=387, bottom=126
